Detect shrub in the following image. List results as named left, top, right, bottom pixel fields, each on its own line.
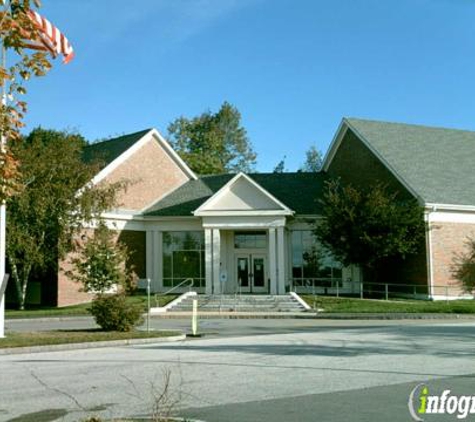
left=453, top=238, right=475, bottom=294
left=89, top=294, right=143, bottom=332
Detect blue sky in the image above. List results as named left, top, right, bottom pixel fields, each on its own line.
left=22, top=0, right=475, bottom=171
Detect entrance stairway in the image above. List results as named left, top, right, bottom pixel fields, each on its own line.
left=165, top=294, right=308, bottom=313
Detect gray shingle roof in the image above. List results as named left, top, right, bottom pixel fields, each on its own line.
left=83, top=129, right=151, bottom=167
left=345, top=118, right=475, bottom=206
left=144, top=173, right=327, bottom=216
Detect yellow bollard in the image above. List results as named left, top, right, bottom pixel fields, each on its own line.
left=192, top=298, right=198, bottom=336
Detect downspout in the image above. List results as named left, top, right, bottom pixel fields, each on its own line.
left=425, top=205, right=436, bottom=299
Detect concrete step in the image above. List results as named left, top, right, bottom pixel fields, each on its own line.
left=166, top=294, right=307, bottom=313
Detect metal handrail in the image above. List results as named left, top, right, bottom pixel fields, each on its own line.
left=155, top=278, right=194, bottom=306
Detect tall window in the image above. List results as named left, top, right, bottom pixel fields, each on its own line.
left=163, top=231, right=205, bottom=288
left=291, top=231, right=342, bottom=287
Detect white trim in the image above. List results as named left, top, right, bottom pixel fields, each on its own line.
left=322, top=119, right=347, bottom=172
left=290, top=292, right=312, bottom=310
left=201, top=215, right=287, bottom=229
left=194, top=172, right=294, bottom=216
left=424, top=211, right=434, bottom=297
left=212, top=229, right=221, bottom=294
left=150, top=291, right=197, bottom=314
left=323, top=119, right=424, bottom=204
left=205, top=229, right=213, bottom=294
left=427, top=210, right=475, bottom=224
left=268, top=228, right=277, bottom=295
left=425, top=203, right=475, bottom=213
left=196, top=210, right=292, bottom=217
left=276, top=226, right=285, bottom=294
left=430, top=294, right=474, bottom=301
left=90, top=129, right=196, bottom=187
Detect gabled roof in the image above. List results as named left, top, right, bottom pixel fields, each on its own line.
left=83, top=129, right=152, bottom=168
left=194, top=172, right=294, bottom=216
left=144, top=172, right=327, bottom=217
left=325, top=117, right=475, bottom=208
left=83, top=128, right=197, bottom=186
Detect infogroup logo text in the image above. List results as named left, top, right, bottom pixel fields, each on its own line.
left=408, top=383, right=475, bottom=421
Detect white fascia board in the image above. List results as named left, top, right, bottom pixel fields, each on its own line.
left=193, top=172, right=294, bottom=216
left=322, top=119, right=347, bottom=172
left=201, top=215, right=287, bottom=229
left=90, top=129, right=197, bottom=187
left=195, top=210, right=293, bottom=217
left=425, top=203, right=475, bottom=213
left=90, top=129, right=154, bottom=186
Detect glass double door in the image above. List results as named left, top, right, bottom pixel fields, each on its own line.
left=236, top=254, right=268, bottom=293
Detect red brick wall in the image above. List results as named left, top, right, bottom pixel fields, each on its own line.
left=101, top=136, right=189, bottom=211
left=430, top=221, right=475, bottom=296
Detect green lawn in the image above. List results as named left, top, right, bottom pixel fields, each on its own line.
left=5, top=294, right=178, bottom=319
left=301, top=295, right=475, bottom=313
left=0, top=329, right=180, bottom=349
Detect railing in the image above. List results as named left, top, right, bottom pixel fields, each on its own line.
left=292, top=278, right=470, bottom=301
left=155, top=278, right=194, bottom=307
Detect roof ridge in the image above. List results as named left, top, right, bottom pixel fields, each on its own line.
left=344, top=117, right=475, bottom=135
left=86, top=128, right=152, bottom=148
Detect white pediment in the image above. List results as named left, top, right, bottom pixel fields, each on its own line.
left=194, top=173, right=293, bottom=216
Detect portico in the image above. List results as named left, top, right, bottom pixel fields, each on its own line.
left=195, top=173, right=293, bottom=295
left=202, top=219, right=288, bottom=295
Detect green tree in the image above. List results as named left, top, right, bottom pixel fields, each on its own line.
left=67, top=221, right=142, bottom=332
left=314, top=180, right=425, bottom=280
left=452, top=239, right=475, bottom=294
left=300, top=145, right=323, bottom=172
left=66, top=221, right=135, bottom=294
left=0, top=0, right=60, bottom=201
left=167, top=101, right=256, bottom=174
left=273, top=155, right=286, bottom=173
left=7, top=128, right=126, bottom=309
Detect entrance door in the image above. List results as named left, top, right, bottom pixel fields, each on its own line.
left=235, top=254, right=268, bottom=293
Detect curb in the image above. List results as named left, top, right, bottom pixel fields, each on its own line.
left=151, top=312, right=319, bottom=319
left=151, top=312, right=475, bottom=320
left=0, top=333, right=186, bottom=355
left=6, top=315, right=92, bottom=323
left=313, top=313, right=475, bottom=320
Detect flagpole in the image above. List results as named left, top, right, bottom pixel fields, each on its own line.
left=0, top=2, right=8, bottom=339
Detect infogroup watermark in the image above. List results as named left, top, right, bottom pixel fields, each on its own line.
left=408, top=383, right=475, bottom=421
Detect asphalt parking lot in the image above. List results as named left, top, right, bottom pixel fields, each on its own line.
left=2, top=318, right=475, bottom=421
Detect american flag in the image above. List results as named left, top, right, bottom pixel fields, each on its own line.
left=26, top=9, right=74, bottom=64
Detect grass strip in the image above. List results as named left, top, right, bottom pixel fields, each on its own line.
left=5, top=294, right=178, bottom=319
left=301, top=295, right=475, bottom=313
left=0, top=329, right=180, bottom=349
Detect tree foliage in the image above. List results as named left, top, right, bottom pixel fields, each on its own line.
left=300, top=145, right=323, bottom=172
left=0, top=0, right=56, bottom=201
left=314, top=180, right=425, bottom=277
left=66, top=221, right=135, bottom=295
left=167, top=101, right=256, bottom=174
left=7, top=128, right=126, bottom=309
left=452, top=239, right=475, bottom=294
left=273, top=155, right=286, bottom=173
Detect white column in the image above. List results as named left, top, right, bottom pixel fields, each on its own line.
left=154, top=231, right=162, bottom=292
left=146, top=230, right=153, bottom=284
left=268, top=228, right=277, bottom=295
left=205, top=228, right=213, bottom=294
left=212, top=229, right=221, bottom=295
left=277, top=226, right=285, bottom=295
